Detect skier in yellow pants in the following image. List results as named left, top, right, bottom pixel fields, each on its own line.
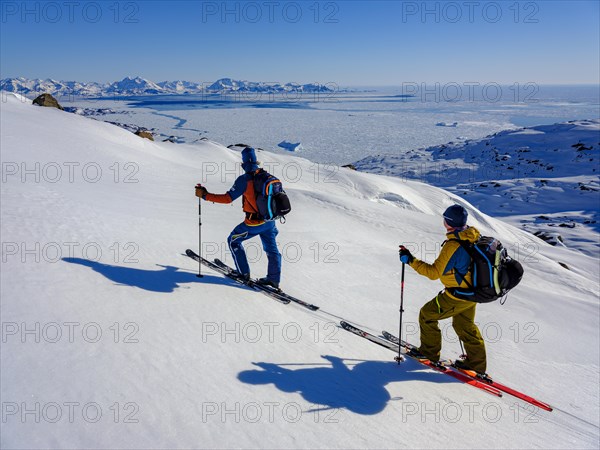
left=399, top=205, right=488, bottom=377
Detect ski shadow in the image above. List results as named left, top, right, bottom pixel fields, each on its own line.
left=238, top=355, right=456, bottom=415
left=62, top=257, right=232, bottom=293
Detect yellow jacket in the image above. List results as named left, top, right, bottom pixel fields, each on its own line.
left=410, top=226, right=480, bottom=300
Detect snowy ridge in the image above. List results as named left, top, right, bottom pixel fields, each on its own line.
left=355, top=120, right=600, bottom=256
left=1, top=92, right=598, bottom=448
left=1, top=77, right=105, bottom=97
left=355, top=120, right=599, bottom=182
left=0, top=76, right=336, bottom=97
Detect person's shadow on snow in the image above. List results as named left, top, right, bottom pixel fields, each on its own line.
left=238, top=355, right=455, bottom=415
left=62, top=257, right=229, bottom=293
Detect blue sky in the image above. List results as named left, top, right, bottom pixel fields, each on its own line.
left=1, top=0, right=599, bottom=85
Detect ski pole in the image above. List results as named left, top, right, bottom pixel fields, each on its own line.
left=397, top=260, right=406, bottom=363
left=196, top=185, right=203, bottom=278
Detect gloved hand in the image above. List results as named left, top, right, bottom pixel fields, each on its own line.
left=399, top=245, right=414, bottom=264
left=195, top=184, right=208, bottom=199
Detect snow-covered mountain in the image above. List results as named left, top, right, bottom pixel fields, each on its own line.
left=355, top=120, right=600, bottom=256
left=206, top=78, right=333, bottom=93
left=1, top=92, right=598, bottom=448
left=283, top=81, right=333, bottom=92
left=156, top=79, right=204, bottom=94
left=105, top=76, right=165, bottom=95
left=0, top=77, right=105, bottom=97
left=206, top=77, right=253, bottom=92
left=0, top=76, right=335, bottom=97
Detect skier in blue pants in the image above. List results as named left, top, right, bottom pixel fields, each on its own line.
left=228, top=221, right=281, bottom=287
left=196, top=147, right=282, bottom=289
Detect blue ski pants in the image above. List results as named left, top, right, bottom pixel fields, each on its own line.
left=227, top=221, right=281, bottom=283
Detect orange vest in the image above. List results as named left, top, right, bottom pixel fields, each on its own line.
left=241, top=181, right=263, bottom=225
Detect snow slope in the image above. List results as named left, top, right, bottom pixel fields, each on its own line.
left=355, top=120, right=600, bottom=257
left=1, top=93, right=599, bottom=449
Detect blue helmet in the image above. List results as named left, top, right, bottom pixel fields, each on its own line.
left=241, top=147, right=259, bottom=173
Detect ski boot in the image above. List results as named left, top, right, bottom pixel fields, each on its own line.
left=453, top=359, right=493, bottom=383
left=256, top=277, right=280, bottom=291
left=406, top=347, right=429, bottom=360
left=231, top=271, right=251, bottom=283
left=402, top=347, right=445, bottom=370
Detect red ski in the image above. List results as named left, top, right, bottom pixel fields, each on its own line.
left=453, top=367, right=553, bottom=412
left=340, top=321, right=502, bottom=397
left=382, top=330, right=553, bottom=412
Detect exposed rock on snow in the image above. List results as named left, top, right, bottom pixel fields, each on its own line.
left=32, top=93, right=63, bottom=110
left=227, top=143, right=253, bottom=149
left=63, top=106, right=125, bottom=116
left=135, top=128, right=154, bottom=140
left=534, top=230, right=564, bottom=246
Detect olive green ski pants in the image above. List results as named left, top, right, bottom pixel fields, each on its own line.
left=418, top=291, right=487, bottom=373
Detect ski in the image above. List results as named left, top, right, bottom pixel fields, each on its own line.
left=212, top=258, right=320, bottom=311
left=185, top=249, right=320, bottom=311
left=340, top=320, right=400, bottom=353
left=453, top=368, right=553, bottom=412
left=339, top=321, right=502, bottom=397
left=185, top=249, right=290, bottom=305
left=382, top=331, right=552, bottom=412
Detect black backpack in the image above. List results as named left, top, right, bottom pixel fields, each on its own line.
left=450, top=236, right=524, bottom=303
left=253, top=169, right=291, bottom=221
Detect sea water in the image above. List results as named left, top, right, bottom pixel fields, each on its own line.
left=65, top=85, right=599, bottom=165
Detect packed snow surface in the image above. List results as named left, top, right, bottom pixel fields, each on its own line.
left=1, top=92, right=599, bottom=449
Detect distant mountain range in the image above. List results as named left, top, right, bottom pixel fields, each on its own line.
left=0, top=76, right=335, bottom=97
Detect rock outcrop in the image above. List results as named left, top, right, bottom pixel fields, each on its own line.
left=32, top=93, right=63, bottom=110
